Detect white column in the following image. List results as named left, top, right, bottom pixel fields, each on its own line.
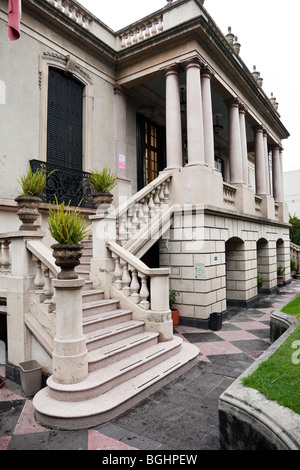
left=165, top=65, right=183, bottom=169
left=263, top=130, right=271, bottom=195
left=114, top=85, right=127, bottom=178
left=185, top=58, right=205, bottom=166
left=239, top=104, right=248, bottom=185
left=201, top=66, right=215, bottom=168
left=227, top=98, right=243, bottom=184
left=254, top=125, right=267, bottom=196
left=272, top=145, right=283, bottom=202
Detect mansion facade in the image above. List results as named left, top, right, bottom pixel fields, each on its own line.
left=0, top=0, right=291, bottom=428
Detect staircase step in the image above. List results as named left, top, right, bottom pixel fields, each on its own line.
left=82, top=280, right=93, bottom=291
left=82, top=290, right=105, bottom=304
left=87, top=331, right=159, bottom=371
left=85, top=320, right=145, bottom=351
left=33, top=341, right=199, bottom=430
left=82, top=299, right=120, bottom=317
left=46, top=336, right=183, bottom=401
left=83, top=308, right=132, bottom=333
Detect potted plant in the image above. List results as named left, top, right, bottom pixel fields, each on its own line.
left=169, top=289, right=180, bottom=328
left=257, top=273, right=264, bottom=291
left=15, top=165, right=48, bottom=230
left=291, top=258, right=297, bottom=278
left=88, top=166, right=118, bottom=213
left=48, top=197, right=90, bottom=279
left=277, top=265, right=285, bottom=287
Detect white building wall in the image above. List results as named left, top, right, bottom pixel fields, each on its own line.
left=283, top=170, right=300, bottom=218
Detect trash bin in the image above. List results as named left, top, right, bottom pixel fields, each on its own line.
left=19, top=360, right=42, bottom=397
left=210, top=312, right=222, bottom=331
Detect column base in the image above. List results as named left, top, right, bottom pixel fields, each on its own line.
left=53, top=336, right=88, bottom=385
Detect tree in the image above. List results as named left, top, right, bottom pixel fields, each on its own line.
left=289, top=214, right=300, bottom=246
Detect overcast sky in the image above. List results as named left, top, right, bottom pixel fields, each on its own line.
left=78, top=0, right=300, bottom=172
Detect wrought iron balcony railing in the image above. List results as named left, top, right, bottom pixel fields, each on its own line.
left=30, top=160, right=95, bottom=209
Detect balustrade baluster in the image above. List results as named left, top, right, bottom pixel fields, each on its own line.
left=139, top=272, right=150, bottom=310
left=56, top=0, right=63, bottom=11
left=138, top=28, right=144, bottom=42
left=129, top=267, right=140, bottom=304
left=112, top=254, right=123, bottom=289
left=121, top=262, right=132, bottom=297
left=145, top=23, right=151, bottom=39
left=131, top=205, right=139, bottom=232
left=148, top=192, right=156, bottom=218
left=1, top=240, right=11, bottom=272
left=43, top=268, right=54, bottom=304
left=159, top=184, right=165, bottom=207
left=32, top=257, right=45, bottom=291
left=163, top=179, right=171, bottom=205
left=153, top=188, right=160, bottom=213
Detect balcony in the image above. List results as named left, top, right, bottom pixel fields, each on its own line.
left=30, top=160, right=95, bottom=209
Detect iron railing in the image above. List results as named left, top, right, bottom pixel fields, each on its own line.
left=30, top=160, right=95, bottom=209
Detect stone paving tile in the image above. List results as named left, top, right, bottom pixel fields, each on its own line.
left=0, top=279, right=299, bottom=450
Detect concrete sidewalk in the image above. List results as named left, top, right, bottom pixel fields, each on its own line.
left=1, top=279, right=299, bottom=451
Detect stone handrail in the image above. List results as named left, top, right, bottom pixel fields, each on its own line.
left=116, top=173, right=172, bottom=245
left=107, top=240, right=170, bottom=313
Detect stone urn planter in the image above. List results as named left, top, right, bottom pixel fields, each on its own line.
left=88, top=167, right=117, bottom=213
left=51, top=243, right=83, bottom=280
left=15, top=195, right=42, bottom=231
left=92, top=192, right=114, bottom=214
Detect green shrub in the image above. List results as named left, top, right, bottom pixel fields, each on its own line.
left=88, top=167, right=118, bottom=193
left=257, top=274, right=264, bottom=289
left=18, top=165, right=48, bottom=196
left=169, top=289, right=180, bottom=308
left=277, top=265, right=285, bottom=276
left=291, top=258, right=297, bottom=272
left=48, top=197, right=90, bottom=245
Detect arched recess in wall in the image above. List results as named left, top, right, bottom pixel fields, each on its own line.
left=225, top=237, right=245, bottom=304
left=38, top=52, right=94, bottom=172
left=257, top=238, right=269, bottom=290
left=276, top=238, right=285, bottom=271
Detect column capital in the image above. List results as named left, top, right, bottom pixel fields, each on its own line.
left=238, top=102, right=248, bottom=114
left=113, top=84, right=128, bottom=96
left=161, top=62, right=181, bottom=76
left=201, top=64, right=214, bottom=78
left=252, top=124, right=264, bottom=134
left=225, top=97, right=240, bottom=109
left=180, top=53, right=203, bottom=70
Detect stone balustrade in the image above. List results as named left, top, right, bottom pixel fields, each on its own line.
left=119, top=15, right=163, bottom=49
left=117, top=173, right=172, bottom=244
left=46, top=0, right=91, bottom=30
left=108, top=241, right=170, bottom=314
left=223, top=182, right=236, bottom=206
left=26, top=240, right=59, bottom=311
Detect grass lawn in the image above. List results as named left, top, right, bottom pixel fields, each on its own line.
left=242, top=296, right=300, bottom=415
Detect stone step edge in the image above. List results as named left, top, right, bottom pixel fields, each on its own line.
left=47, top=336, right=183, bottom=400
left=85, top=320, right=145, bottom=351
left=33, top=342, right=199, bottom=430
left=88, top=331, right=159, bottom=362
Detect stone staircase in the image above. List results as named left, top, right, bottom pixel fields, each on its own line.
left=33, top=237, right=199, bottom=430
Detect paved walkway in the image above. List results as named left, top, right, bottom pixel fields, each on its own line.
left=1, top=280, right=299, bottom=451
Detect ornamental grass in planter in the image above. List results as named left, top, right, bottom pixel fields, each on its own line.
left=15, top=165, right=49, bottom=231
left=169, top=289, right=180, bottom=328
left=48, top=197, right=90, bottom=279
left=88, top=166, right=118, bottom=212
